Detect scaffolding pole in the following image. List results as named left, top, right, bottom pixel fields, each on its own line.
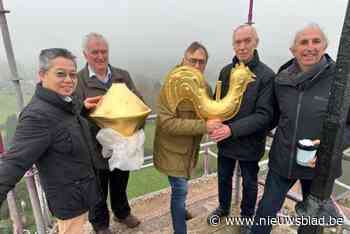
left=0, top=1, right=46, bottom=234
left=247, top=0, right=254, bottom=25
left=1, top=133, right=23, bottom=234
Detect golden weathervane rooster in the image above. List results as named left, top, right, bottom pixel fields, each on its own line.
left=89, top=63, right=254, bottom=136
left=163, top=63, right=256, bottom=121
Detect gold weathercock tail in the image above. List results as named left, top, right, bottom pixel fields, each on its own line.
left=164, top=63, right=255, bottom=121
left=89, top=83, right=152, bottom=137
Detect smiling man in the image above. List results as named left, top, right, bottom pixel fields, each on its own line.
left=250, top=23, right=342, bottom=234
left=290, top=25, right=328, bottom=71
left=0, top=48, right=101, bottom=234
left=75, top=33, right=142, bottom=234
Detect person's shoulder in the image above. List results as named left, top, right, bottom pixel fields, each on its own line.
left=77, top=65, right=88, bottom=77
left=109, top=65, right=130, bottom=76
left=256, top=61, right=275, bottom=76
left=219, top=63, right=234, bottom=76
left=324, top=54, right=336, bottom=72
left=260, top=62, right=275, bottom=74
left=20, top=98, right=49, bottom=122
left=254, top=61, right=275, bottom=84
left=77, top=66, right=89, bottom=89
left=109, top=65, right=134, bottom=83
left=221, top=62, right=233, bottom=71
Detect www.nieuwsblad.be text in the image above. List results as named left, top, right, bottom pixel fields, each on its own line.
left=208, top=214, right=344, bottom=227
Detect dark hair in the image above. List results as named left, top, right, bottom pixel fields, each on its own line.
left=39, top=48, right=77, bottom=72
left=184, top=41, right=209, bottom=61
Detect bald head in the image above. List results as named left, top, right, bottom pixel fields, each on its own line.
left=233, top=24, right=259, bottom=43
left=232, top=24, right=259, bottom=63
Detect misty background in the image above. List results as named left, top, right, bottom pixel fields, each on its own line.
left=0, top=0, right=347, bottom=111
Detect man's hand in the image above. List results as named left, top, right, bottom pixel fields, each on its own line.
left=308, top=139, right=320, bottom=168
left=209, top=124, right=232, bottom=142
left=308, top=157, right=317, bottom=168
left=206, top=119, right=222, bottom=133
left=84, top=96, right=102, bottom=110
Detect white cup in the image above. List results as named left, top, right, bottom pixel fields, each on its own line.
left=296, top=139, right=318, bottom=167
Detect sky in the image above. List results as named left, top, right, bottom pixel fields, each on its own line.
left=0, top=0, right=347, bottom=85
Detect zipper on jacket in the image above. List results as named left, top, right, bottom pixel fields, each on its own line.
left=288, top=91, right=304, bottom=178
left=285, top=64, right=329, bottom=178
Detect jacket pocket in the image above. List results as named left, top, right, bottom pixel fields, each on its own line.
left=63, top=184, right=85, bottom=211
left=45, top=183, right=85, bottom=219
left=160, top=136, right=190, bottom=155
left=157, top=143, right=187, bottom=171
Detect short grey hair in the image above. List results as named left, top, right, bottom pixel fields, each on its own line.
left=233, top=24, right=259, bottom=44
left=292, top=23, right=328, bottom=48
left=39, top=48, right=76, bottom=72
left=82, top=32, right=109, bottom=52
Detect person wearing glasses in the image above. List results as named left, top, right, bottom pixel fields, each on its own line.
left=0, top=48, right=102, bottom=234
left=207, top=24, right=275, bottom=234
left=153, top=41, right=220, bottom=234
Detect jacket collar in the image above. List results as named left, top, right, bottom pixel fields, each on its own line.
left=276, top=54, right=334, bottom=89
left=82, top=64, right=125, bottom=90
left=232, top=50, right=260, bottom=69
left=277, top=53, right=333, bottom=74
left=35, top=83, right=76, bottom=114
left=88, top=65, right=112, bottom=83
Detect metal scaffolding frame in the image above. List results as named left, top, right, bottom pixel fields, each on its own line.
left=0, top=1, right=47, bottom=233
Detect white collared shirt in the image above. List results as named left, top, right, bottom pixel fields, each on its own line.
left=88, top=65, right=112, bottom=84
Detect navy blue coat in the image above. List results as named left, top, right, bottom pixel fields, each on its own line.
left=217, top=51, right=275, bottom=161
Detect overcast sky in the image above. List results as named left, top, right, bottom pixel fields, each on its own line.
left=0, top=0, right=347, bottom=84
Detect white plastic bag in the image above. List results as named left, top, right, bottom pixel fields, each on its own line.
left=96, top=128, right=145, bottom=171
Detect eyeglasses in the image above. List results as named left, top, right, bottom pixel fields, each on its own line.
left=185, top=57, right=207, bottom=66
left=54, top=69, right=78, bottom=82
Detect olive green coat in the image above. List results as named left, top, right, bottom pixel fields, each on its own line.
left=153, top=85, right=207, bottom=178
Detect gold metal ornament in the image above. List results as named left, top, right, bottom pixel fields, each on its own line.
left=89, top=83, right=151, bottom=137
left=164, top=63, right=255, bottom=121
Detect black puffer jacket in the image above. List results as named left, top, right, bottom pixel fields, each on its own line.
left=217, top=51, right=275, bottom=161
left=268, top=54, right=342, bottom=179
left=0, top=84, right=101, bottom=220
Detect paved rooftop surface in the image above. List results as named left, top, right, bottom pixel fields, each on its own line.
left=84, top=174, right=301, bottom=234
